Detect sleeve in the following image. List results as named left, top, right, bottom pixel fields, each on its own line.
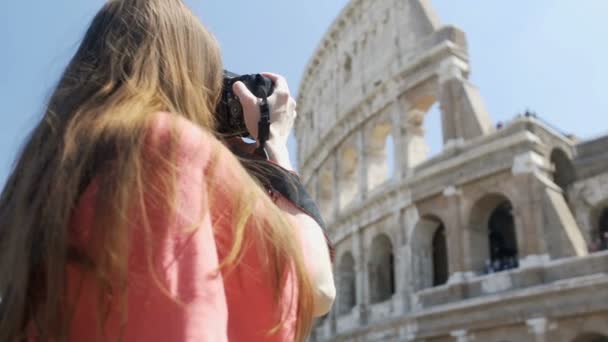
left=125, top=113, right=228, bottom=342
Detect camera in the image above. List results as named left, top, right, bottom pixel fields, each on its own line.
left=215, top=70, right=274, bottom=136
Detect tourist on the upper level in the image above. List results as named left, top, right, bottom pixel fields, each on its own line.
left=0, top=0, right=335, bottom=341
left=601, top=231, right=608, bottom=251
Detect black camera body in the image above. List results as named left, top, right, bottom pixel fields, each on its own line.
left=216, top=71, right=274, bottom=136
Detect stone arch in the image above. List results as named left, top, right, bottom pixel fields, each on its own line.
left=337, top=252, right=356, bottom=315
left=551, top=148, right=576, bottom=191
left=338, top=142, right=359, bottom=209
left=369, top=234, right=395, bottom=303
left=411, top=215, right=448, bottom=291
left=366, top=115, right=394, bottom=190
left=572, top=333, right=608, bottom=342
left=469, top=193, right=519, bottom=274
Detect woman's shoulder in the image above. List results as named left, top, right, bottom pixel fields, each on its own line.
left=146, top=112, right=222, bottom=167
left=146, top=112, right=251, bottom=198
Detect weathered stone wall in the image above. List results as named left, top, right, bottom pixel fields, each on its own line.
left=297, top=1, right=607, bottom=341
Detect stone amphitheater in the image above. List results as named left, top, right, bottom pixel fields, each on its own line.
left=293, top=0, right=608, bottom=341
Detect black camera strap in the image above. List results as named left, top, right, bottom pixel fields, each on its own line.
left=254, top=86, right=271, bottom=159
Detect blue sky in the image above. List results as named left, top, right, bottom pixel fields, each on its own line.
left=1, top=1, right=607, bottom=187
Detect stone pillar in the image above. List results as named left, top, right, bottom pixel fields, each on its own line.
left=308, top=174, right=319, bottom=204
left=442, top=186, right=472, bottom=283
left=403, top=108, right=429, bottom=171
left=450, top=329, right=470, bottom=342
left=402, top=206, right=420, bottom=311
left=437, top=56, right=493, bottom=145
left=317, top=157, right=336, bottom=223
left=328, top=298, right=337, bottom=336
left=526, top=317, right=549, bottom=342
left=332, top=154, right=340, bottom=217
left=357, top=129, right=368, bottom=201
left=511, top=151, right=588, bottom=265
left=395, top=96, right=430, bottom=179
left=353, top=230, right=369, bottom=325
left=388, top=100, right=406, bottom=182
left=390, top=210, right=408, bottom=315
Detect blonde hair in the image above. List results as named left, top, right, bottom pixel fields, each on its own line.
left=0, top=0, right=313, bottom=340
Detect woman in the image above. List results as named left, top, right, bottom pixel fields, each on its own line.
left=0, top=0, right=335, bottom=341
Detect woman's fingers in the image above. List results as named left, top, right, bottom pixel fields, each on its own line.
left=233, top=73, right=296, bottom=145
left=232, top=81, right=258, bottom=111
left=233, top=81, right=261, bottom=139
left=261, top=72, right=290, bottom=95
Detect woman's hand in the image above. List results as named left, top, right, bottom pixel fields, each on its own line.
left=233, top=72, right=297, bottom=171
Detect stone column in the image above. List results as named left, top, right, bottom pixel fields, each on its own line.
left=442, top=186, right=474, bottom=283
left=328, top=298, right=337, bottom=336
left=353, top=230, right=369, bottom=325
left=450, top=329, right=470, bottom=342
left=526, top=317, right=549, bottom=342
left=402, top=206, right=420, bottom=311
left=394, top=98, right=430, bottom=180
left=437, top=56, right=493, bottom=145
left=308, top=174, right=319, bottom=204
left=317, top=158, right=335, bottom=223
left=332, top=153, right=340, bottom=217
left=390, top=210, right=408, bottom=315
left=357, top=129, right=368, bottom=201
left=511, top=151, right=587, bottom=266
left=403, top=108, right=429, bottom=172
left=388, top=100, right=405, bottom=182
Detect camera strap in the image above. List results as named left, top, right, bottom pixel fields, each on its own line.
left=254, top=90, right=271, bottom=159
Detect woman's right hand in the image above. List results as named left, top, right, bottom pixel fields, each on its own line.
left=232, top=73, right=297, bottom=170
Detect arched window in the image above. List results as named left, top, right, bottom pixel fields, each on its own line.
left=338, top=253, right=356, bottom=315
left=369, top=234, right=395, bottom=303
left=432, top=224, right=448, bottom=286
left=488, top=201, right=518, bottom=272
left=411, top=216, right=448, bottom=290
left=469, top=194, right=519, bottom=274
left=598, top=208, right=608, bottom=251
left=572, top=332, right=608, bottom=342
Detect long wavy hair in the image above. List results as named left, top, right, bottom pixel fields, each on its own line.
left=0, top=0, right=313, bottom=340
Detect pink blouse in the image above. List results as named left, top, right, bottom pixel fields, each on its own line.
left=65, top=113, right=305, bottom=341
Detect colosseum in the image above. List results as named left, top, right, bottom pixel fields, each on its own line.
left=293, top=0, right=608, bottom=341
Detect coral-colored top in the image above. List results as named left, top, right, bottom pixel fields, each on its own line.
left=65, top=113, right=303, bottom=341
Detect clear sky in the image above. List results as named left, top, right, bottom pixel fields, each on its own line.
left=1, top=1, right=607, bottom=187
